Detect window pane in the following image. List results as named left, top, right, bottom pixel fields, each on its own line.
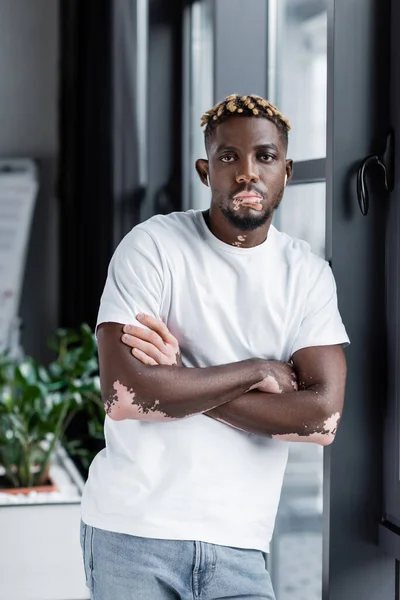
left=270, top=181, right=325, bottom=599
left=269, top=444, right=324, bottom=600
left=273, top=182, right=326, bottom=258
left=187, top=0, right=214, bottom=211
left=272, top=0, right=328, bottom=161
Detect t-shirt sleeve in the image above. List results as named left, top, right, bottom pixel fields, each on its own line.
left=96, top=227, right=164, bottom=332
left=290, top=256, right=350, bottom=356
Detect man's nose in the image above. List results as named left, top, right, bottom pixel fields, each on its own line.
left=236, top=159, right=259, bottom=184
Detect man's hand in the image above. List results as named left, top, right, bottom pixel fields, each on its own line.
left=250, top=361, right=298, bottom=394
left=121, top=315, right=297, bottom=393
left=121, top=314, right=183, bottom=366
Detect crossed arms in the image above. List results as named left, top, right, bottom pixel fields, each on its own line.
left=97, top=315, right=347, bottom=446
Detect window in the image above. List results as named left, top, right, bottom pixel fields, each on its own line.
left=270, top=0, right=328, bottom=161
left=274, top=182, right=326, bottom=258
left=183, top=0, right=214, bottom=211
left=268, top=2, right=328, bottom=598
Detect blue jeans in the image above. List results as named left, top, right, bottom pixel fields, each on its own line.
left=80, top=522, right=276, bottom=599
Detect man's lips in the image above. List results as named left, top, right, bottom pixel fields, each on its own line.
left=233, top=192, right=263, bottom=201
left=232, top=192, right=264, bottom=212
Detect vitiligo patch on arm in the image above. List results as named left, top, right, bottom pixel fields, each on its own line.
left=272, top=411, right=341, bottom=444
left=105, top=379, right=177, bottom=421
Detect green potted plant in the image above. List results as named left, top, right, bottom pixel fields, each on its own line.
left=0, top=323, right=102, bottom=493
left=0, top=323, right=102, bottom=600
left=50, top=323, right=105, bottom=478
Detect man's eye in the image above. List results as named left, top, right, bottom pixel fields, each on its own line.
left=259, top=154, right=274, bottom=162
left=220, top=155, right=235, bottom=163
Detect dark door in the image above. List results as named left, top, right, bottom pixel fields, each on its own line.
left=325, top=0, right=396, bottom=598
left=380, top=0, right=400, bottom=581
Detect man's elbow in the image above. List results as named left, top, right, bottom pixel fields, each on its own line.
left=100, top=377, right=138, bottom=421
left=315, top=432, right=336, bottom=446
left=314, top=407, right=342, bottom=446
left=104, top=401, right=131, bottom=421
left=101, top=391, right=135, bottom=421
left=101, top=387, right=178, bottom=423
left=273, top=430, right=336, bottom=445
left=100, top=373, right=154, bottom=421
left=274, top=407, right=341, bottom=445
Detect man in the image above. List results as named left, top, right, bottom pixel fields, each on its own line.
left=80, top=93, right=349, bottom=600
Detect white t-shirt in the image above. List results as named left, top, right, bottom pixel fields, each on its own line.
left=81, top=209, right=349, bottom=552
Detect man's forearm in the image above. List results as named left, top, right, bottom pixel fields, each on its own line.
left=116, top=318, right=346, bottom=442
left=104, top=360, right=265, bottom=421
left=98, top=322, right=270, bottom=421
left=206, top=387, right=340, bottom=445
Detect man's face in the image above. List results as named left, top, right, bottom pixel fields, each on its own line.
left=197, top=117, right=292, bottom=231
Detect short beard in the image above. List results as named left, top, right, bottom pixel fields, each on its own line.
left=220, top=206, right=272, bottom=231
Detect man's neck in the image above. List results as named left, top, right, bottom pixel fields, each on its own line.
left=203, top=209, right=272, bottom=249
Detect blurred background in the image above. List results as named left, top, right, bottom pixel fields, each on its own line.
left=0, top=0, right=398, bottom=599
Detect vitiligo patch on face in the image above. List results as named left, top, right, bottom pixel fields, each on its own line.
left=232, top=199, right=241, bottom=211
left=106, top=379, right=176, bottom=421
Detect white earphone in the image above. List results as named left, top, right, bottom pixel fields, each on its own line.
left=284, top=174, right=288, bottom=186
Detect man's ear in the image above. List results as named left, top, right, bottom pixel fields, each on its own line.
left=285, top=159, right=294, bottom=185
left=195, top=159, right=209, bottom=187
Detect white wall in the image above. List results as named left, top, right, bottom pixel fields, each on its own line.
left=0, top=0, right=59, bottom=361
left=0, top=0, right=58, bottom=156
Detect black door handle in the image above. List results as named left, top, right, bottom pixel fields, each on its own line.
left=357, top=129, right=395, bottom=216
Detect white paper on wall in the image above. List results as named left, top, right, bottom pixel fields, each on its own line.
left=0, top=159, right=38, bottom=354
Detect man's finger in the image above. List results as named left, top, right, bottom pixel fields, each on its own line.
left=122, top=334, right=165, bottom=363
left=131, top=348, right=157, bottom=366
left=136, top=314, right=178, bottom=346
left=123, top=324, right=165, bottom=351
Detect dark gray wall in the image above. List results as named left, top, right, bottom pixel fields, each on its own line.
left=143, top=0, right=183, bottom=220
left=382, top=0, right=400, bottom=539
left=144, top=17, right=174, bottom=220
left=0, top=0, right=59, bottom=362
left=325, top=0, right=395, bottom=597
